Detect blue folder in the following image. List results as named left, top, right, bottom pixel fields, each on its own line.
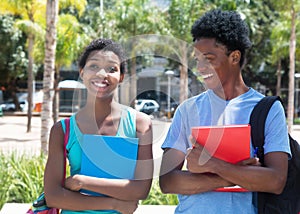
left=79, top=134, right=139, bottom=196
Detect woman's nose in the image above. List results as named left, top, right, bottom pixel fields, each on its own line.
left=96, top=69, right=107, bottom=78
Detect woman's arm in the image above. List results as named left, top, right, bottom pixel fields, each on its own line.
left=44, top=122, right=138, bottom=213
left=65, top=112, right=154, bottom=200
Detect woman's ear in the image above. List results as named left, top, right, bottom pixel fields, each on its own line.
left=119, top=73, right=125, bottom=83
left=79, top=69, right=84, bottom=79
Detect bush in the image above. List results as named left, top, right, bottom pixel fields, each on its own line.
left=294, top=118, right=300, bottom=125
left=141, top=179, right=178, bottom=205
left=0, top=153, right=46, bottom=209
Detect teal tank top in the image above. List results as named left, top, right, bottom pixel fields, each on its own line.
left=60, top=106, right=136, bottom=214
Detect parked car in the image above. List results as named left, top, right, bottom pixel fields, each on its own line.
left=0, top=100, right=28, bottom=112
left=134, top=99, right=160, bottom=115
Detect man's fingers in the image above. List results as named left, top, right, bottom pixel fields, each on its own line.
left=189, top=135, right=199, bottom=148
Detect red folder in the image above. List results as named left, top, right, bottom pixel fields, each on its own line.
left=191, top=125, right=251, bottom=192
left=191, top=125, right=251, bottom=164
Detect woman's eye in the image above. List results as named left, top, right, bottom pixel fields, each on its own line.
left=106, top=66, right=118, bottom=73
left=88, top=64, right=99, bottom=71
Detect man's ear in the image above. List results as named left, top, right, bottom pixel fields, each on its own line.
left=119, top=73, right=125, bottom=83
left=230, top=50, right=241, bottom=64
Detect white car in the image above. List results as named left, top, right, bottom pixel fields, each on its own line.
left=135, top=99, right=160, bottom=115
left=1, top=100, right=28, bottom=112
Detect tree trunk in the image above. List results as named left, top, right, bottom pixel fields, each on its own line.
left=41, top=0, right=58, bottom=154
left=26, top=35, right=34, bottom=133
left=287, top=7, right=296, bottom=133
left=179, top=44, right=188, bottom=103
left=276, top=60, right=281, bottom=96
left=52, top=68, right=59, bottom=123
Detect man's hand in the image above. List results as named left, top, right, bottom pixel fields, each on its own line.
left=238, top=157, right=261, bottom=166
left=186, top=136, right=218, bottom=174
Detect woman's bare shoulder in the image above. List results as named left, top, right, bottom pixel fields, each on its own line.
left=135, top=111, right=152, bottom=134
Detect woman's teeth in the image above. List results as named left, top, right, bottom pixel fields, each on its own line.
left=93, top=81, right=107, bottom=88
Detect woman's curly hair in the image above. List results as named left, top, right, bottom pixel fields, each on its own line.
left=78, top=38, right=127, bottom=74
left=191, top=9, right=252, bottom=66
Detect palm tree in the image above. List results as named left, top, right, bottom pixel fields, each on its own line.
left=0, top=0, right=46, bottom=132
left=269, top=19, right=290, bottom=96
left=167, top=0, right=208, bottom=103
left=41, top=0, right=58, bottom=154
left=270, top=0, right=299, bottom=132
left=40, top=0, right=89, bottom=153
left=287, top=5, right=297, bottom=132
left=104, top=0, right=169, bottom=105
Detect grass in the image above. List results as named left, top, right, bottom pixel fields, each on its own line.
left=0, top=153, right=178, bottom=210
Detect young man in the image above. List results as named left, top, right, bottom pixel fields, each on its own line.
left=159, top=9, right=291, bottom=214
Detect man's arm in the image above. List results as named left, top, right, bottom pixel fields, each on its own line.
left=159, top=148, right=233, bottom=195
left=186, top=143, right=288, bottom=194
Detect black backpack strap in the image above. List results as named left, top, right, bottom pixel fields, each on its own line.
left=249, top=96, right=282, bottom=165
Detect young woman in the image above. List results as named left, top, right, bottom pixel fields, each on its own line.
left=44, top=38, right=153, bottom=214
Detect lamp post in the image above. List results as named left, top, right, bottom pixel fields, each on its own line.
left=165, top=70, right=174, bottom=119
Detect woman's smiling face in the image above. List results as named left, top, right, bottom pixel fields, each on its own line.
left=81, top=50, right=124, bottom=99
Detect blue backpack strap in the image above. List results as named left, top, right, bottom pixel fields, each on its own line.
left=249, top=96, right=281, bottom=165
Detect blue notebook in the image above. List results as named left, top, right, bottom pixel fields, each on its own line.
left=79, top=134, right=139, bottom=196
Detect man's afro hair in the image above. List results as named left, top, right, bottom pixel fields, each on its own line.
left=191, top=9, right=252, bottom=52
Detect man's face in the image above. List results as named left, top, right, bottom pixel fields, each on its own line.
left=193, top=38, right=233, bottom=92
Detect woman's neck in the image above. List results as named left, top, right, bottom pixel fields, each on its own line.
left=83, top=96, right=117, bottom=119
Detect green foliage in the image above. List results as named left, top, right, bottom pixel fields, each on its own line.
left=0, top=153, right=46, bottom=209
left=141, top=179, right=178, bottom=205
left=0, top=14, right=27, bottom=84
left=168, top=0, right=208, bottom=41
left=294, top=117, right=300, bottom=125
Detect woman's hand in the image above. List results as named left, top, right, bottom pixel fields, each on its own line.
left=64, top=175, right=83, bottom=191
